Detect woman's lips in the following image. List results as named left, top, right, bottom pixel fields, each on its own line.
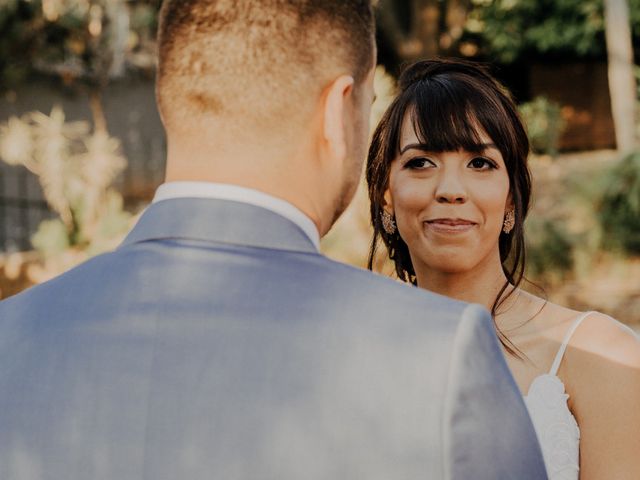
left=424, top=218, right=477, bottom=233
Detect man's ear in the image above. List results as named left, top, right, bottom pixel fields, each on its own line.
left=322, top=75, right=355, bottom=162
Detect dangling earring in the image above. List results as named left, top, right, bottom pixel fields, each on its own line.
left=381, top=210, right=397, bottom=235
left=503, top=209, right=515, bottom=234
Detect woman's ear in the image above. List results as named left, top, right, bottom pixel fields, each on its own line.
left=505, top=191, right=514, bottom=211
left=322, top=75, right=355, bottom=164
left=383, top=188, right=394, bottom=215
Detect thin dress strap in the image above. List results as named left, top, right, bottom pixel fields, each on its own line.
left=548, top=311, right=594, bottom=376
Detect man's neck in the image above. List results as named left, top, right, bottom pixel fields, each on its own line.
left=164, top=150, right=335, bottom=236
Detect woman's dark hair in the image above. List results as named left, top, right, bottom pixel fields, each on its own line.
left=366, top=58, right=531, bottom=356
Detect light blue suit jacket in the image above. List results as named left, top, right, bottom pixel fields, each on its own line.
left=0, top=198, right=546, bottom=479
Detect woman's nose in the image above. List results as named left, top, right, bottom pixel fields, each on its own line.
left=435, top=171, right=468, bottom=204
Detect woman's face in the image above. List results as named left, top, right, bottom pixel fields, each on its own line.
left=385, top=112, right=512, bottom=275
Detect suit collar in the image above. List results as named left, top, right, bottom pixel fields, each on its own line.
left=152, top=182, right=320, bottom=249
left=121, top=198, right=319, bottom=254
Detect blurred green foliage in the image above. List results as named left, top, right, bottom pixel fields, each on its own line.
left=468, top=0, right=640, bottom=63
left=31, top=218, right=70, bottom=259
left=519, top=96, right=566, bottom=156
left=0, top=0, right=160, bottom=90
left=525, top=150, right=640, bottom=285
left=525, top=216, right=575, bottom=279
left=596, top=151, right=640, bottom=254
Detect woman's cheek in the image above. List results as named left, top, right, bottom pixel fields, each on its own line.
left=392, top=177, right=433, bottom=214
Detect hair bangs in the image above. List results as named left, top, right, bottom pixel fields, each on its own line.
left=408, top=79, right=498, bottom=154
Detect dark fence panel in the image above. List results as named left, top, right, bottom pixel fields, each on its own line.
left=0, top=165, right=52, bottom=252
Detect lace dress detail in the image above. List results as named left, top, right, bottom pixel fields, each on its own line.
left=523, top=312, right=593, bottom=480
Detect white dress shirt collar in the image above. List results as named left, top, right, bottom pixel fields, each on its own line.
left=152, top=182, right=320, bottom=250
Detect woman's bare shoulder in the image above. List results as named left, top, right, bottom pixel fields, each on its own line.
left=521, top=296, right=640, bottom=392
left=562, top=312, right=640, bottom=477
left=563, top=310, right=640, bottom=416
left=520, top=295, right=639, bottom=361
left=569, top=311, right=640, bottom=369
left=516, top=275, right=640, bottom=476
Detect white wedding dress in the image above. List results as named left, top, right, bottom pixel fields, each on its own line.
left=523, top=311, right=593, bottom=480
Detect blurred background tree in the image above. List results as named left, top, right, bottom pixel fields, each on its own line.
left=376, top=0, right=474, bottom=67
left=604, top=0, right=637, bottom=154
left=467, top=0, right=637, bottom=152
left=375, top=0, right=640, bottom=64
left=467, top=0, right=617, bottom=62
left=0, top=0, right=160, bottom=132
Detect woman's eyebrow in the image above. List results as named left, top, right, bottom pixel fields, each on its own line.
left=399, top=142, right=499, bottom=154
left=399, top=143, right=430, bottom=154
left=480, top=143, right=498, bottom=150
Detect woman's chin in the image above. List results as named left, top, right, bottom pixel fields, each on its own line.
left=427, top=261, right=477, bottom=275
left=417, top=248, right=488, bottom=275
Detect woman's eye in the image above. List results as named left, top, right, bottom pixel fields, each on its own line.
left=404, top=157, right=435, bottom=170
left=468, top=157, right=496, bottom=170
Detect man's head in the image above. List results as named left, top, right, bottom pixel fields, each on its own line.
left=156, top=1, right=376, bottom=234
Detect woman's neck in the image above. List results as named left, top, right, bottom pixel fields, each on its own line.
left=415, top=253, right=511, bottom=313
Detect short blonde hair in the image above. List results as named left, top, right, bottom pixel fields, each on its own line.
left=156, top=0, right=374, bottom=133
